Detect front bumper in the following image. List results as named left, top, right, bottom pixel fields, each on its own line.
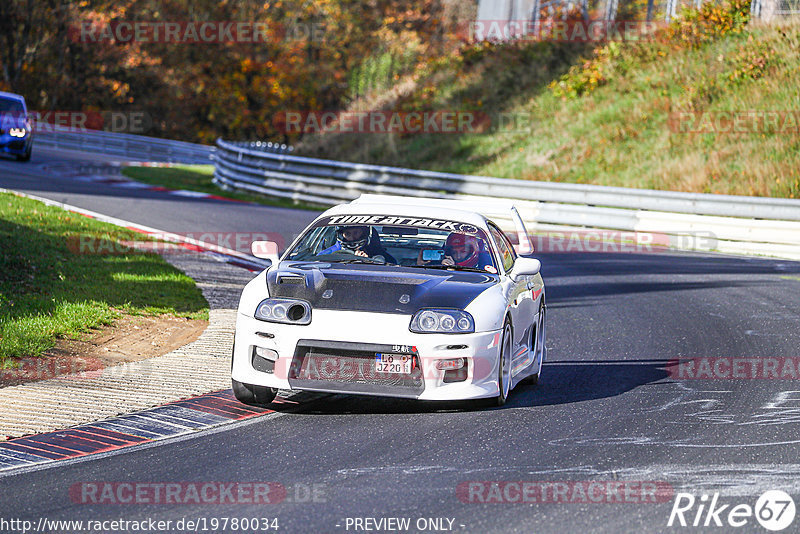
left=231, top=310, right=503, bottom=400
left=0, top=134, right=31, bottom=155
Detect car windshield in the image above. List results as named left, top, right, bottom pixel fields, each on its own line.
left=285, top=215, right=499, bottom=273
left=0, top=98, right=25, bottom=114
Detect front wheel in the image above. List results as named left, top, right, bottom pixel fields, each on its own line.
left=522, top=300, right=546, bottom=386
left=495, top=322, right=513, bottom=406
left=16, top=145, right=31, bottom=162
left=232, top=378, right=277, bottom=407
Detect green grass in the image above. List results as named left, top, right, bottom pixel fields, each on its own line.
left=297, top=15, right=800, bottom=199
left=121, top=165, right=322, bottom=210
left=0, top=193, right=208, bottom=365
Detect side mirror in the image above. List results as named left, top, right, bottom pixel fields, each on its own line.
left=251, top=241, right=280, bottom=264
left=511, top=257, right=541, bottom=279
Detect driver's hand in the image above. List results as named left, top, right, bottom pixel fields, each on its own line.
left=416, top=250, right=428, bottom=266
left=441, top=256, right=455, bottom=266
left=354, top=249, right=368, bottom=257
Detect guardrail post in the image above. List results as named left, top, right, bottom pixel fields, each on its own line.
left=665, top=0, right=678, bottom=21
left=603, top=0, right=619, bottom=20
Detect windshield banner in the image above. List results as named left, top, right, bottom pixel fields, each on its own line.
left=326, top=215, right=479, bottom=235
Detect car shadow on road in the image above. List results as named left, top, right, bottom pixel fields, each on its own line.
left=506, top=359, right=673, bottom=408
left=268, top=359, right=674, bottom=415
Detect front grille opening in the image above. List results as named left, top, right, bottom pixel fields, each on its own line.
left=443, top=368, right=468, bottom=383
left=288, top=341, right=424, bottom=395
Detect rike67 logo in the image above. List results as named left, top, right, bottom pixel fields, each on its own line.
left=668, top=490, right=796, bottom=531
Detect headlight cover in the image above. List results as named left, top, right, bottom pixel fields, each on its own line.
left=410, top=309, right=475, bottom=334
left=9, top=128, right=27, bottom=138
left=254, top=298, right=311, bottom=325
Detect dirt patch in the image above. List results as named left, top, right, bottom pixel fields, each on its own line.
left=0, top=313, right=208, bottom=388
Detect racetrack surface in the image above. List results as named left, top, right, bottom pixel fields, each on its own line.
left=0, top=147, right=318, bottom=252
left=2, top=148, right=800, bottom=533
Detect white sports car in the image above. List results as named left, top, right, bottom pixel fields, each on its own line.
left=231, top=195, right=546, bottom=406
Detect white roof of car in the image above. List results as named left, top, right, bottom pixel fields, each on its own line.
left=0, top=91, right=25, bottom=102
left=320, top=200, right=489, bottom=227
left=320, top=194, right=534, bottom=254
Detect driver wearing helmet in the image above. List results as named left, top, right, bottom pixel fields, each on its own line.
left=320, top=225, right=396, bottom=263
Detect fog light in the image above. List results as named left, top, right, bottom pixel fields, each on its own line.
left=436, top=358, right=465, bottom=371
left=254, top=346, right=278, bottom=361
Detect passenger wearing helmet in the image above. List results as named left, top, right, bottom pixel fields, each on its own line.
left=418, top=232, right=496, bottom=271
left=320, top=225, right=397, bottom=263
left=442, top=233, right=481, bottom=267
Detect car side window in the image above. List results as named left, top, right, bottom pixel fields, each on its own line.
left=488, top=224, right=515, bottom=273
left=315, top=227, right=338, bottom=253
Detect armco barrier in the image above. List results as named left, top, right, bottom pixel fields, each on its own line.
left=213, top=138, right=800, bottom=260
left=35, top=128, right=213, bottom=165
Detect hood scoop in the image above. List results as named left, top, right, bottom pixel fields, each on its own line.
left=267, top=263, right=495, bottom=313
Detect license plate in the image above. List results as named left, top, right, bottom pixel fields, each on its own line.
left=375, top=353, right=412, bottom=374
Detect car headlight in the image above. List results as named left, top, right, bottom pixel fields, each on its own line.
left=9, top=128, right=27, bottom=138
left=254, top=298, right=311, bottom=325
left=410, top=309, right=475, bottom=334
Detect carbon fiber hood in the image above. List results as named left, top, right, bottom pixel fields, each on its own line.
left=266, top=262, right=498, bottom=313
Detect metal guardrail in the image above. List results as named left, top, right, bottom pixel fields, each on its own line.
left=213, top=137, right=800, bottom=260
left=34, top=127, right=213, bottom=165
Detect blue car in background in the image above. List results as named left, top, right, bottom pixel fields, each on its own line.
left=0, top=91, right=33, bottom=162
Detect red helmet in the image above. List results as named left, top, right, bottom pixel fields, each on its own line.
left=445, top=233, right=479, bottom=267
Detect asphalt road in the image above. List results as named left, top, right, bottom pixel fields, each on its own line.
left=0, top=146, right=318, bottom=251
left=2, top=147, right=800, bottom=533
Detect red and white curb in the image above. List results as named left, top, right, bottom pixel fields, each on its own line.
left=0, top=186, right=282, bottom=448
left=0, top=390, right=323, bottom=473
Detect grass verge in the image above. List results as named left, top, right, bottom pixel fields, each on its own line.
left=0, top=192, right=208, bottom=365
left=121, top=165, right=323, bottom=210
left=298, top=4, right=800, bottom=198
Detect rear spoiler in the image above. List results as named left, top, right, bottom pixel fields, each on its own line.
left=352, top=194, right=533, bottom=254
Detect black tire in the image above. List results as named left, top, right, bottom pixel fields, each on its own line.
left=522, top=300, right=545, bottom=386
left=495, top=322, right=513, bottom=406
left=16, top=145, right=31, bottom=162
left=232, top=378, right=277, bottom=407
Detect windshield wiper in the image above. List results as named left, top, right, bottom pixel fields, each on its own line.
left=407, top=264, right=486, bottom=273
left=327, top=258, right=391, bottom=265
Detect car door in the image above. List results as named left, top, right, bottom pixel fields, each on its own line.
left=487, top=223, right=535, bottom=372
